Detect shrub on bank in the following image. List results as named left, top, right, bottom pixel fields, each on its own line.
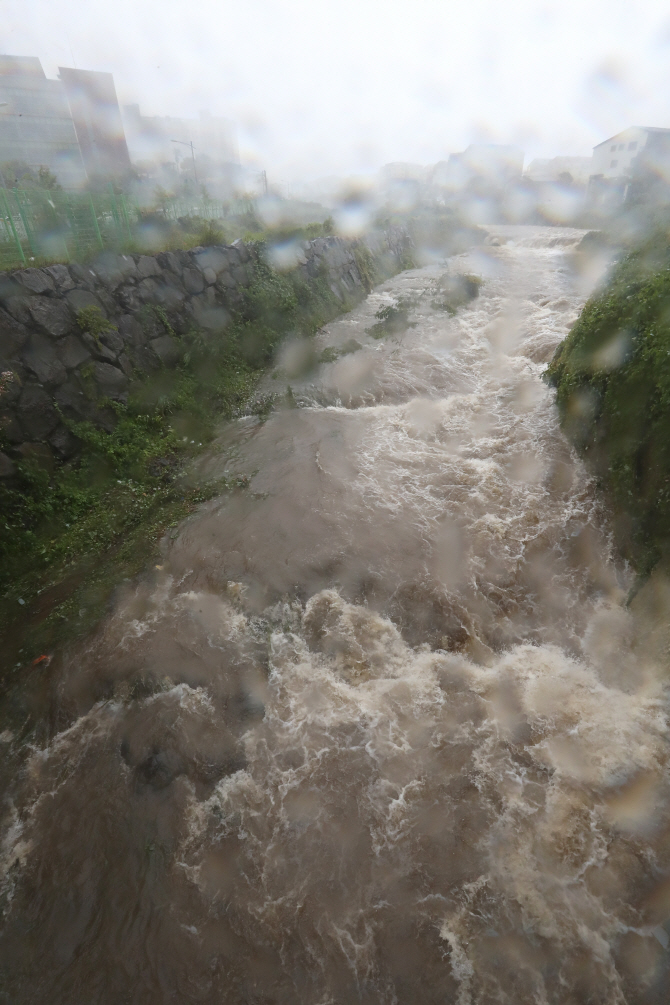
left=546, top=227, right=670, bottom=573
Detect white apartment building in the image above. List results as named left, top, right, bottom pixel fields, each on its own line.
left=0, top=55, right=87, bottom=187
left=591, top=127, right=670, bottom=180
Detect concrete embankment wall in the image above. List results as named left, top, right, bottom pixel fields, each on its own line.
left=0, top=231, right=409, bottom=475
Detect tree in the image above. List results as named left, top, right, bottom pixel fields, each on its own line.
left=37, top=166, right=62, bottom=191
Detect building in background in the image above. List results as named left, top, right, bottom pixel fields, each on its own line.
left=0, top=55, right=87, bottom=187
left=59, top=67, right=132, bottom=181
left=436, top=144, right=524, bottom=192
left=592, top=128, right=653, bottom=180
left=378, top=162, right=430, bottom=211
left=589, top=127, right=670, bottom=207
left=427, top=144, right=525, bottom=222
left=525, top=156, right=592, bottom=185
left=122, top=104, right=236, bottom=172
left=0, top=52, right=242, bottom=204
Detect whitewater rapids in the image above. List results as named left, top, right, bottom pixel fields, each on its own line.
left=1, top=226, right=669, bottom=1004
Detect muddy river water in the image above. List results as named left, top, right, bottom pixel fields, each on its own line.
left=2, top=226, right=670, bottom=1003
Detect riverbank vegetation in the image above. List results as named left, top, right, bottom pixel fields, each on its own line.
left=0, top=249, right=388, bottom=678
left=366, top=297, right=417, bottom=339
left=431, top=272, right=482, bottom=313
left=547, top=224, right=670, bottom=576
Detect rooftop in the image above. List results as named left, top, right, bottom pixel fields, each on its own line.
left=594, top=126, right=670, bottom=149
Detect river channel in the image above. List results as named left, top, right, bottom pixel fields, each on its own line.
left=1, top=226, right=669, bottom=1004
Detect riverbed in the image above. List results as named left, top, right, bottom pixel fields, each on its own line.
left=1, top=226, right=669, bottom=1004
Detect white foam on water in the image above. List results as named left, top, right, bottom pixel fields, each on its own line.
left=2, top=226, right=670, bottom=1004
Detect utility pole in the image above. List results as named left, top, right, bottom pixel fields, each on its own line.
left=0, top=104, right=9, bottom=190
left=171, top=139, right=198, bottom=184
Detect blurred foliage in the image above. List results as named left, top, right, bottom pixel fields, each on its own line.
left=195, top=220, right=226, bottom=246
left=0, top=186, right=338, bottom=274
left=113, top=208, right=337, bottom=261
left=431, top=273, right=482, bottom=313
left=353, top=244, right=376, bottom=293
left=37, top=166, right=62, bottom=191
left=239, top=219, right=337, bottom=245
left=76, top=305, right=117, bottom=340
left=0, top=161, right=63, bottom=191
left=581, top=203, right=670, bottom=255
left=130, top=211, right=228, bottom=253
left=366, top=296, right=417, bottom=339
left=233, top=250, right=345, bottom=365
left=546, top=225, right=670, bottom=574
left=319, top=338, right=362, bottom=364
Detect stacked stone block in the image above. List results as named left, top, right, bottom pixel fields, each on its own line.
left=0, top=233, right=399, bottom=476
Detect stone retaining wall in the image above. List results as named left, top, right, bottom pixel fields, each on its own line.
left=0, top=231, right=409, bottom=476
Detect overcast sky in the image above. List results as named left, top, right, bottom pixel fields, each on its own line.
left=3, top=0, right=670, bottom=181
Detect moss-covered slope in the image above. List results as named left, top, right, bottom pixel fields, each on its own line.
left=547, top=229, right=670, bottom=573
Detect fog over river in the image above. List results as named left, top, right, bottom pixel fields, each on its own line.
left=2, top=227, right=670, bottom=1003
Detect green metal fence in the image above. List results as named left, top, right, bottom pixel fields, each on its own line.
left=0, top=185, right=137, bottom=270
left=159, top=195, right=227, bottom=222
left=0, top=187, right=233, bottom=272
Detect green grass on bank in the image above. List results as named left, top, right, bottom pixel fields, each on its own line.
left=0, top=212, right=338, bottom=276
left=0, top=249, right=382, bottom=674
left=546, top=226, right=670, bottom=575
